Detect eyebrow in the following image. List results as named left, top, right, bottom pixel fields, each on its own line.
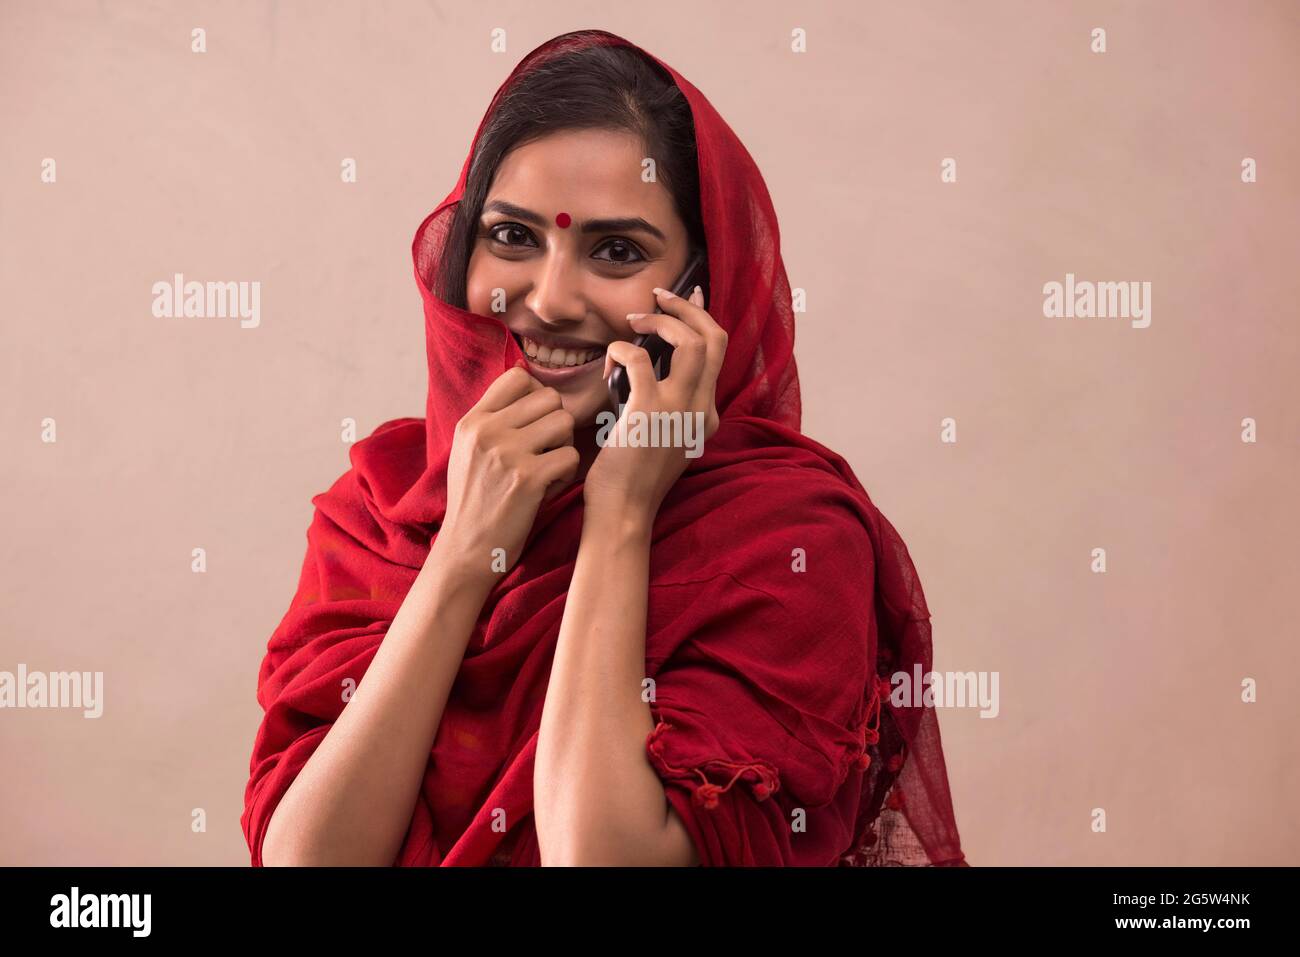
left=481, top=200, right=667, bottom=243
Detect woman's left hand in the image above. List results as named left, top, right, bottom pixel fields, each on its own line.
left=584, top=284, right=726, bottom=523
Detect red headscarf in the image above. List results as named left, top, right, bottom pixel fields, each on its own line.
left=242, top=29, right=966, bottom=867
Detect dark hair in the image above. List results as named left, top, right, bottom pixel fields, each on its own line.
left=435, top=32, right=706, bottom=309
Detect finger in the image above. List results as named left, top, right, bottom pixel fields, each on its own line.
left=625, top=312, right=706, bottom=388
left=497, top=383, right=564, bottom=429
left=605, top=340, right=657, bottom=404
left=536, top=444, right=581, bottom=493
left=517, top=406, right=575, bottom=453
left=689, top=285, right=728, bottom=404
left=650, top=285, right=713, bottom=335
left=476, top=363, right=541, bottom=413
left=655, top=285, right=727, bottom=383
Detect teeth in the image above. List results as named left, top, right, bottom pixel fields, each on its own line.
left=520, top=335, right=602, bottom=368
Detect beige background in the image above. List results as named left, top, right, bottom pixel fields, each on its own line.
left=2, top=0, right=1297, bottom=866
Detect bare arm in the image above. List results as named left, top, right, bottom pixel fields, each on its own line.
left=260, top=366, right=577, bottom=867
left=533, top=506, right=699, bottom=866
left=532, top=284, right=724, bottom=865
left=259, top=538, right=493, bottom=867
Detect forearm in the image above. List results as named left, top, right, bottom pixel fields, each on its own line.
left=261, top=539, right=493, bottom=866
left=534, top=506, right=679, bottom=865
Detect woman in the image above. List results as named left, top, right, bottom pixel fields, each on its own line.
left=242, top=29, right=966, bottom=867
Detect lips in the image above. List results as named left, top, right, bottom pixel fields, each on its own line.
left=514, top=333, right=605, bottom=369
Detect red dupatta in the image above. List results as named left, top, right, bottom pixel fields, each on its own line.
left=242, top=29, right=966, bottom=867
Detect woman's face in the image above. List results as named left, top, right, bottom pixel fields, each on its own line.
left=466, top=128, right=692, bottom=428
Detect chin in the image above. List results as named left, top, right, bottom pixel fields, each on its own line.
left=563, top=392, right=607, bottom=430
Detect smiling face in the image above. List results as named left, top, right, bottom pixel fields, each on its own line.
left=466, top=128, right=692, bottom=427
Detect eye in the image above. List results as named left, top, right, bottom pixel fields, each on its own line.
left=487, top=223, right=536, bottom=249
left=592, top=239, right=647, bottom=268
left=485, top=224, right=647, bottom=268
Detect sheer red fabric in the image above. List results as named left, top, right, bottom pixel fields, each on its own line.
left=242, top=29, right=966, bottom=867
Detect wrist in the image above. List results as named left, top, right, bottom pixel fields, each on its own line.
left=580, top=501, right=655, bottom=545
left=425, top=531, right=498, bottom=596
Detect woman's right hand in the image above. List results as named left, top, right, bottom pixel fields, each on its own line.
left=434, top=364, right=580, bottom=579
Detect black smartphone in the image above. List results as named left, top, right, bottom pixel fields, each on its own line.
left=606, top=249, right=708, bottom=410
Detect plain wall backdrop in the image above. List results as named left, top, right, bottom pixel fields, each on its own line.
left=2, top=0, right=1297, bottom=865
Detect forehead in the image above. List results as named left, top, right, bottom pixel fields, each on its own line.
left=487, top=128, right=677, bottom=221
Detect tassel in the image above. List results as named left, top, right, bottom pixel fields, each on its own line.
left=647, top=720, right=781, bottom=809
left=850, top=676, right=887, bottom=770
left=696, top=783, right=723, bottom=810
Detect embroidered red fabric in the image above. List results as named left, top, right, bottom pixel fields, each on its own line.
left=241, top=29, right=966, bottom=867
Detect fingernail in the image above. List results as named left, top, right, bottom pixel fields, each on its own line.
left=627, top=312, right=645, bottom=321
left=693, top=285, right=702, bottom=301
left=653, top=287, right=675, bottom=298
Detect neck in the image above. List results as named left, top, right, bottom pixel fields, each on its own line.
left=573, top=425, right=601, bottom=483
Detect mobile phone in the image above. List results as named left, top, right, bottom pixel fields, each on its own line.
left=606, top=249, right=709, bottom=410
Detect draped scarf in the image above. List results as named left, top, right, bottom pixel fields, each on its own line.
left=242, top=28, right=966, bottom=867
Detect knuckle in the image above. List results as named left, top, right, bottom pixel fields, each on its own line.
left=457, top=419, right=481, bottom=446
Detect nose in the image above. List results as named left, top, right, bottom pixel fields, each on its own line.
left=523, top=246, right=586, bottom=327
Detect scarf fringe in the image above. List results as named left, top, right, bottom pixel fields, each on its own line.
left=850, top=676, right=890, bottom=771
left=646, top=721, right=782, bottom=810
left=649, top=672, right=893, bottom=815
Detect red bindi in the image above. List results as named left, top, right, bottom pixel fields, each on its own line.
left=555, top=212, right=571, bottom=228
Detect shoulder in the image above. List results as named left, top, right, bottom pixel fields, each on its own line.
left=687, top=419, right=880, bottom=558
left=351, top=416, right=427, bottom=464
left=303, top=417, right=433, bottom=563
left=666, top=426, right=883, bottom=620
left=304, top=417, right=421, bottom=506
